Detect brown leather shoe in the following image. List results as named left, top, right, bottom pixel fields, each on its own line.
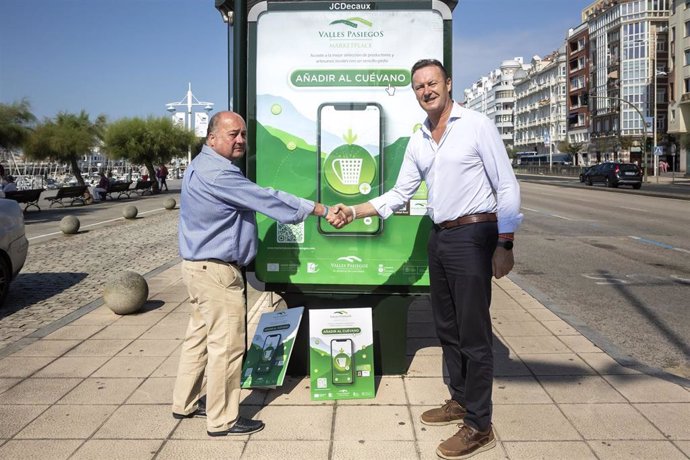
left=420, top=400, right=467, bottom=426
left=436, top=424, right=496, bottom=460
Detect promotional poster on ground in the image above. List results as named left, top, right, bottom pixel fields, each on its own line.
left=241, top=307, right=304, bottom=388
left=247, top=1, right=451, bottom=291
left=309, top=308, right=375, bottom=401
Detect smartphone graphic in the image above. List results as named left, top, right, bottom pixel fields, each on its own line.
left=317, top=102, right=383, bottom=235
left=256, top=333, right=281, bottom=374
left=330, top=338, right=354, bottom=385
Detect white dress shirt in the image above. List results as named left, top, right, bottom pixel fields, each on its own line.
left=369, top=102, right=523, bottom=234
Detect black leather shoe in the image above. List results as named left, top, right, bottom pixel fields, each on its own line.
left=207, top=417, right=265, bottom=437
left=172, top=396, right=207, bottom=419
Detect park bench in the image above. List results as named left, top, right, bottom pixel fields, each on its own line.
left=133, top=180, right=154, bottom=196
left=104, top=181, right=133, bottom=200
left=4, top=189, right=44, bottom=212
left=45, top=185, right=89, bottom=207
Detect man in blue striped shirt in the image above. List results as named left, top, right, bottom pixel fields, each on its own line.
left=172, top=111, right=341, bottom=437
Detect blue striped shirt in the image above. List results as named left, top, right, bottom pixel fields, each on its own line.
left=179, top=145, right=314, bottom=266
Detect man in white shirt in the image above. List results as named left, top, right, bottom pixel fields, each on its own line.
left=335, top=59, right=522, bottom=459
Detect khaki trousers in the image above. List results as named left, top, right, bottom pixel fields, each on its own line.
left=172, top=260, right=246, bottom=432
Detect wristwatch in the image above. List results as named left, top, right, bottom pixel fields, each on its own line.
left=497, top=239, right=513, bottom=250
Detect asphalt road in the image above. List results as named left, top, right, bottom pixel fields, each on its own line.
left=514, top=177, right=690, bottom=379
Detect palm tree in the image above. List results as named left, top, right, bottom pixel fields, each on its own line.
left=0, top=99, right=36, bottom=170
left=103, top=116, right=195, bottom=193
left=24, top=111, right=106, bottom=186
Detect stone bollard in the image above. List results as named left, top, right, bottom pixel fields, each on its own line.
left=103, top=271, right=148, bottom=315
left=60, top=216, right=80, bottom=234
left=123, top=205, right=138, bottom=219
left=164, top=197, right=176, bottom=210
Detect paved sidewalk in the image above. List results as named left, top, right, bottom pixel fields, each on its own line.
left=0, top=263, right=688, bottom=459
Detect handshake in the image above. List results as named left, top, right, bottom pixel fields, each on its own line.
left=323, top=204, right=356, bottom=229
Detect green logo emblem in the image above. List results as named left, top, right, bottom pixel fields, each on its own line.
left=324, top=128, right=376, bottom=196
left=329, top=17, right=372, bottom=28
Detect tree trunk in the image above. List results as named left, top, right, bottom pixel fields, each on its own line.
left=70, top=157, right=86, bottom=186
left=145, top=160, right=160, bottom=193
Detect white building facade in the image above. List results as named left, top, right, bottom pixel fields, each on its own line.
left=462, top=58, right=528, bottom=148
left=585, top=0, right=671, bottom=168
left=513, top=46, right=569, bottom=156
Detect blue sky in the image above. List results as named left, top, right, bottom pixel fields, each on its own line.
left=1, top=0, right=592, bottom=122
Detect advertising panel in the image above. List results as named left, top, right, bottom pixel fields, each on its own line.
left=309, top=308, right=375, bottom=400
left=249, top=1, right=450, bottom=291
left=241, top=307, right=304, bottom=388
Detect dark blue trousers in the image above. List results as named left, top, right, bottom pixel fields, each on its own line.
left=428, top=221, right=497, bottom=432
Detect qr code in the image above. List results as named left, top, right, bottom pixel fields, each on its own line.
left=277, top=222, right=304, bottom=244
left=317, top=377, right=327, bottom=389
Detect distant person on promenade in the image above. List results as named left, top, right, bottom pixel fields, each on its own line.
left=157, top=163, right=169, bottom=191
left=93, top=172, right=109, bottom=201
left=332, top=59, right=522, bottom=459
left=1, top=175, right=17, bottom=192
left=172, top=111, right=344, bottom=437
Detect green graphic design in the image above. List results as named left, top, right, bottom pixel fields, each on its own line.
left=290, top=69, right=410, bottom=87
left=324, top=128, right=376, bottom=196
left=329, top=17, right=373, bottom=28
left=254, top=118, right=430, bottom=286
left=310, top=343, right=375, bottom=400
left=242, top=337, right=291, bottom=387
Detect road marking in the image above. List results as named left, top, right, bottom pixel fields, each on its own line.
left=522, top=207, right=574, bottom=220
left=628, top=235, right=690, bottom=253
left=28, top=208, right=165, bottom=241
left=550, top=214, right=574, bottom=221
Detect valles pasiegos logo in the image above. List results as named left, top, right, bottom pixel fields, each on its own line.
left=337, top=256, right=363, bottom=263
left=318, top=16, right=384, bottom=39
left=330, top=17, right=372, bottom=28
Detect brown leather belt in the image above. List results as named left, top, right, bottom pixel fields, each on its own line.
left=438, top=212, right=497, bottom=230
left=187, top=258, right=240, bottom=267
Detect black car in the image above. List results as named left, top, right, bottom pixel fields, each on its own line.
left=585, top=162, right=642, bottom=189
left=579, top=165, right=597, bottom=183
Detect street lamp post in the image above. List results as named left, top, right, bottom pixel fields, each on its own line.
left=653, top=60, right=658, bottom=184
left=166, top=83, right=214, bottom=167
left=647, top=26, right=667, bottom=184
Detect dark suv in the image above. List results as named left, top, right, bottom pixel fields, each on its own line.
left=586, top=162, right=642, bottom=189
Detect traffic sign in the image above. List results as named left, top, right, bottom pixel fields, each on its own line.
left=653, top=146, right=663, bottom=156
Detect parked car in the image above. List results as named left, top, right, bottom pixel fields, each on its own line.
left=586, top=162, right=642, bottom=189
left=579, top=165, right=597, bottom=183
left=0, top=199, right=29, bottom=306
